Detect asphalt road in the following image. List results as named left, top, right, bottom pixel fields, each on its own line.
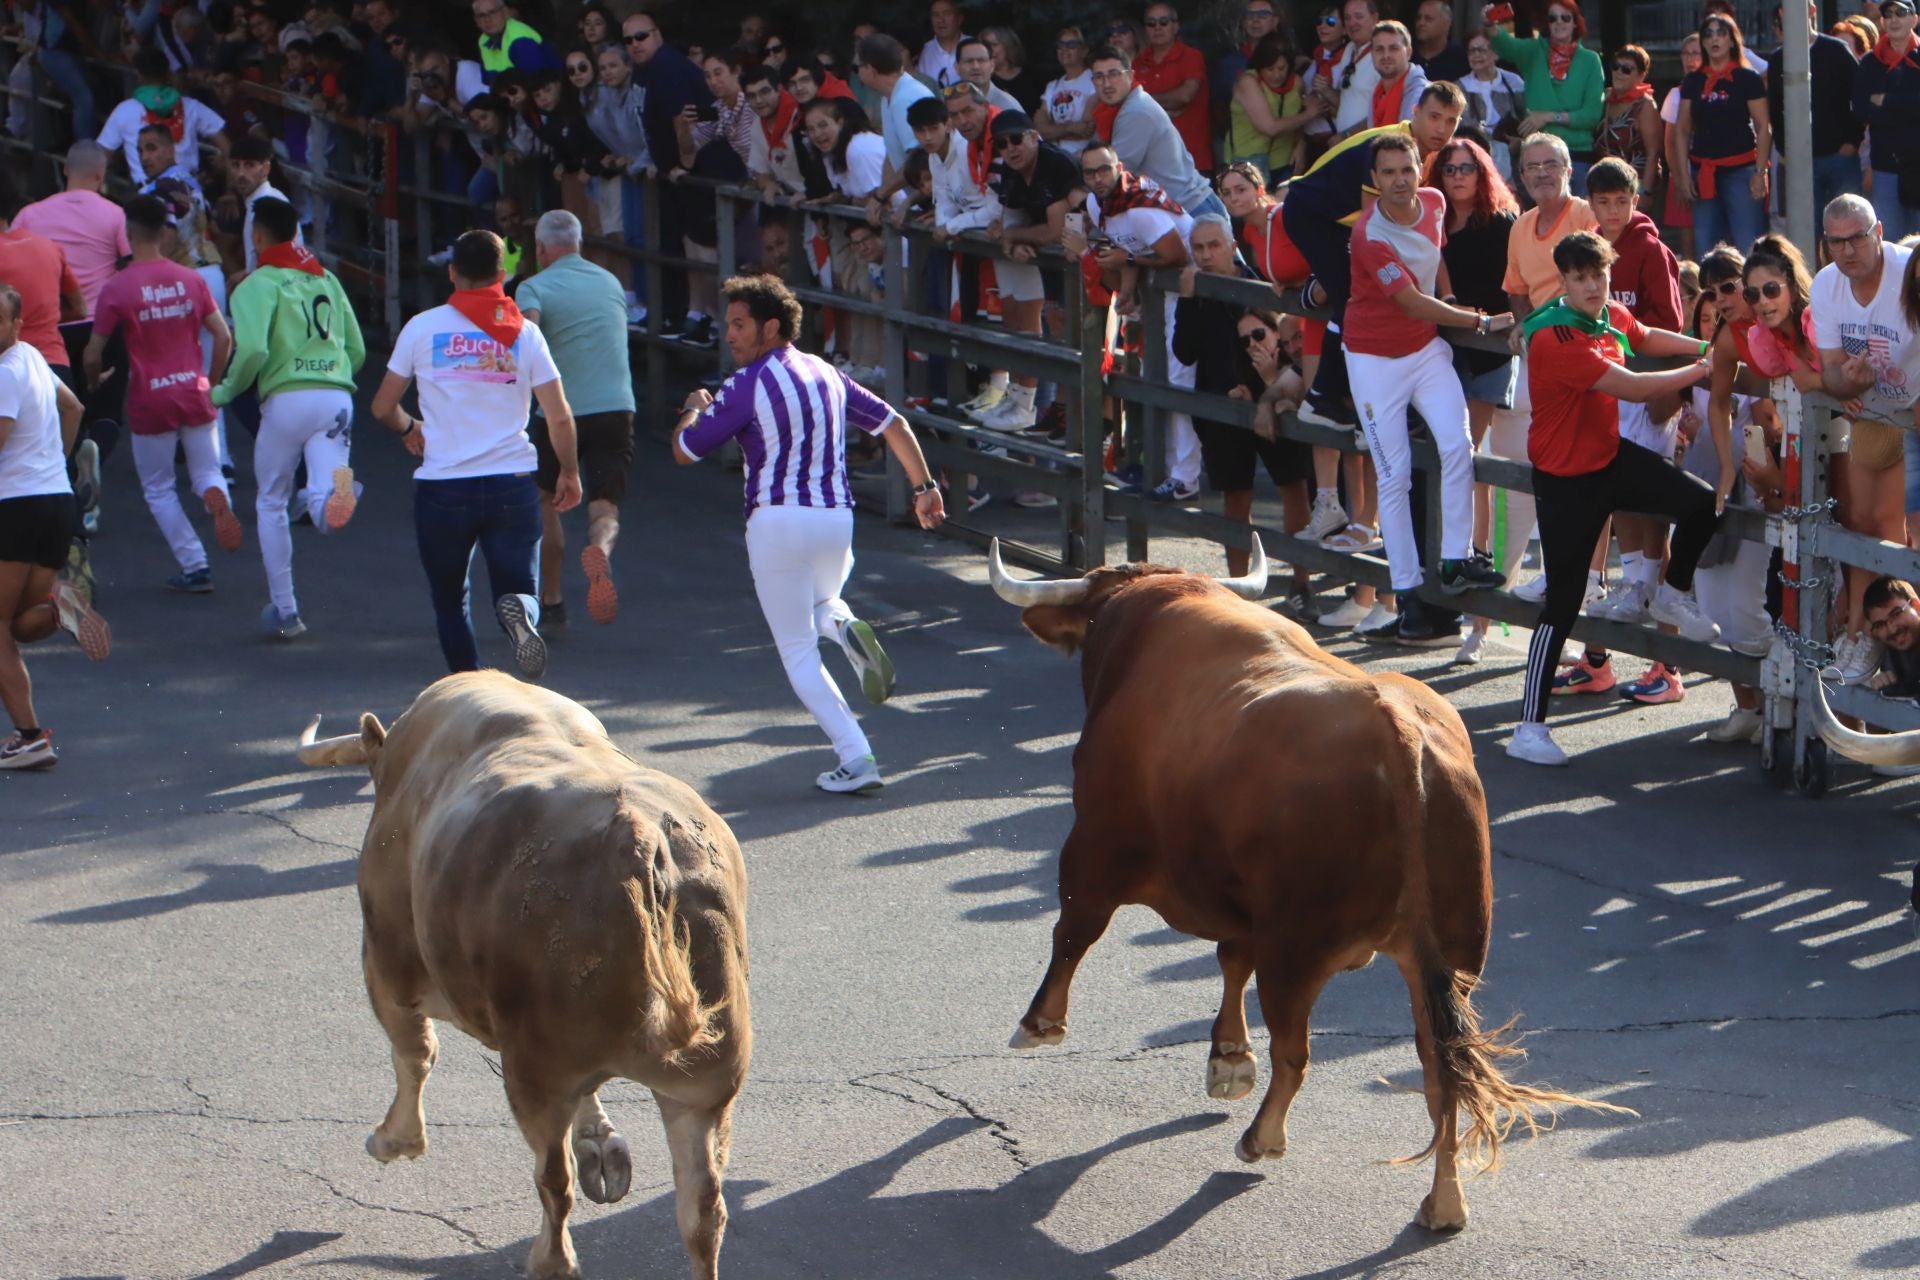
left=3, top=403, right=1917, bottom=1280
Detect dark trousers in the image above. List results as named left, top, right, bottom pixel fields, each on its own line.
left=1280, top=192, right=1354, bottom=409
left=1520, top=441, right=1720, bottom=723
left=414, top=473, right=542, bottom=673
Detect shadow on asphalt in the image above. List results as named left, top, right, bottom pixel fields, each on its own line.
left=321, top=1114, right=1266, bottom=1279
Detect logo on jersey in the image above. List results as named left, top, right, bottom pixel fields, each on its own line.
left=430, top=331, right=519, bottom=383
left=1376, top=261, right=1404, bottom=287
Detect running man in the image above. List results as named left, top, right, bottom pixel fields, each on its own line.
left=0, top=282, right=111, bottom=770
left=515, top=210, right=632, bottom=627
left=210, top=197, right=364, bottom=640
left=673, top=274, right=945, bottom=795
left=87, top=196, right=238, bottom=594
left=370, top=229, right=580, bottom=680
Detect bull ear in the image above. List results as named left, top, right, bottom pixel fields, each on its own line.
left=1021, top=605, right=1090, bottom=655
left=359, top=713, right=387, bottom=764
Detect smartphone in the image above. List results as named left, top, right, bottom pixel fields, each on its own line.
left=1065, top=211, right=1087, bottom=239
left=694, top=104, right=721, bottom=123
left=1742, top=422, right=1769, bottom=467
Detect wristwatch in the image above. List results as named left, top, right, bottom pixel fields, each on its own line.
left=911, top=480, right=940, bottom=497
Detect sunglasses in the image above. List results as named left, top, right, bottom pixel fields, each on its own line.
left=1057, top=37, right=1084, bottom=47
left=1703, top=22, right=1732, bottom=36
left=1240, top=326, right=1269, bottom=345
left=1548, top=11, right=1576, bottom=23
left=1144, top=16, right=1174, bottom=26
left=1743, top=280, right=1786, bottom=303
left=1441, top=161, right=1478, bottom=176
left=764, top=41, right=785, bottom=54
left=568, top=62, right=591, bottom=73
left=995, top=133, right=1029, bottom=149
left=625, top=29, right=656, bottom=43
left=1711, top=279, right=1742, bottom=297
left=1108, top=24, right=1132, bottom=35
left=1319, top=14, right=1340, bottom=25
left=1613, top=62, right=1637, bottom=74
left=1081, top=163, right=1115, bottom=177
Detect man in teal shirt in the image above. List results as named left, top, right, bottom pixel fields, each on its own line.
left=516, top=209, right=635, bottom=627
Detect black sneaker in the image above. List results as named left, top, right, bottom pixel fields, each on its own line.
left=1148, top=477, right=1199, bottom=502
left=1437, top=554, right=1507, bottom=595
left=1391, top=614, right=1463, bottom=647
left=542, top=600, right=568, bottom=630
left=680, top=316, right=718, bottom=348
left=1296, top=394, right=1358, bottom=429
left=655, top=315, right=688, bottom=340
left=1354, top=608, right=1401, bottom=642
left=495, top=593, right=548, bottom=680
left=1028, top=401, right=1067, bottom=440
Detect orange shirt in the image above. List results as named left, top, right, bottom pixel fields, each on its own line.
left=0, top=228, right=77, bottom=369
left=1501, top=196, right=1599, bottom=309
left=1133, top=40, right=1212, bottom=171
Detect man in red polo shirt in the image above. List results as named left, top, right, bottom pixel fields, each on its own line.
left=1134, top=1, right=1210, bottom=171
left=1509, top=231, right=1722, bottom=768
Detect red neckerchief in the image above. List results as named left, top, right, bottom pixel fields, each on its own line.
left=1699, top=58, right=1741, bottom=100
left=1874, top=35, right=1920, bottom=69
left=1371, top=72, right=1408, bottom=128
left=1607, top=82, right=1654, bottom=107
left=1092, top=169, right=1183, bottom=224
left=1312, top=42, right=1346, bottom=87
left=1092, top=94, right=1123, bottom=142
left=760, top=90, right=799, bottom=149
left=966, top=106, right=1000, bottom=192
left=143, top=103, right=185, bottom=143
left=449, top=284, right=524, bottom=347
left=1548, top=39, right=1573, bottom=82
left=259, top=241, right=323, bottom=276
left=818, top=72, right=856, bottom=102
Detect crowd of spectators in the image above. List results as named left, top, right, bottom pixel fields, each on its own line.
left=5, top=0, right=1920, bottom=767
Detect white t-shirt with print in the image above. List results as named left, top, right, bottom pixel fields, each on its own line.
left=0, top=341, right=68, bottom=499
left=388, top=305, right=560, bottom=481
left=1810, top=242, right=1920, bottom=415
left=97, top=95, right=227, bottom=176
left=1041, top=71, right=1096, bottom=158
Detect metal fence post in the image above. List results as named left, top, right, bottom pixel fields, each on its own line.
left=308, top=113, right=331, bottom=263
left=1130, top=286, right=1167, bottom=562
left=716, top=187, right=737, bottom=380
left=643, top=175, right=667, bottom=431
left=1077, top=290, right=1107, bottom=569
left=1793, top=394, right=1836, bottom=783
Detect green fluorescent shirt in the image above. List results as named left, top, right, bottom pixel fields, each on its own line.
left=211, top=264, right=365, bottom=404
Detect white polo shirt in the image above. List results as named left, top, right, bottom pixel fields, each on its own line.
left=387, top=305, right=560, bottom=481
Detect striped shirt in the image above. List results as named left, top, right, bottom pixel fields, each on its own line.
left=680, top=345, right=895, bottom=518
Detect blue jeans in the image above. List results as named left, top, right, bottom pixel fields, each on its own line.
left=1690, top=162, right=1766, bottom=255
left=1812, top=152, right=1864, bottom=224
left=37, top=47, right=94, bottom=138
left=1870, top=171, right=1920, bottom=241
left=1185, top=189, right=1230, bottom=223
left=414, top=473, right=542, bottom=673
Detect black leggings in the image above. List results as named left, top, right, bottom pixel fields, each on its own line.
left=1520, top=440, right=1721, bottom=723
left=1280, top=193, right=1354, bottom=408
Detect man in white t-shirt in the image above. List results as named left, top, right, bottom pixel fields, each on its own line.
left=1065, top=143, right=1204, bottom=501
left=1038, top=25, right=1096, bottom=158
left=1330, top=0, right=1383, bottom=137
left=918, top=0, right=966, bottom=88
left=1813, top=195, right=1920, bottom=429
left=96, top=49, right=229, bottom=178
left=0, top=281, right=108, bottom=770
left=370, top=230, right=580, bottom=681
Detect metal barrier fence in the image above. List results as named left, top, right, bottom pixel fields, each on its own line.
left=1, top=54, right=1914, bottom=797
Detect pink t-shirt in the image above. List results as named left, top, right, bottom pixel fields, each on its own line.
left=1346, top=188, right=1448, bottom=358
left=92, top=259, right=216, bottom=434
left=13, top=191, right=130, bottom=317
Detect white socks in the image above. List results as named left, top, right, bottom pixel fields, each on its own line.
left=1006, top=383, right=1036, bottom=413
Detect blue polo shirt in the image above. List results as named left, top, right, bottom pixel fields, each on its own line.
left=515, top=252, right=635, bottom=417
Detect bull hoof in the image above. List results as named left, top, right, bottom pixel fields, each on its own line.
left=1234, top=1128, right=1285, bottom=1164
left=1206, top=1044, right=1257, bottom=1101
left=1416, top=1192, right=1469, bottom=1233
left=365, top=1127, right=427, bottom=1163
left=574, top=1130, right=633, bottom=1204
left=1008, top=1017, right=1066, bottom=1050
left=527, top=1235, right=582, bottom=1280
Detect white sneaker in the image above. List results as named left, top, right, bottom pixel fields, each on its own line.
left=1834, top=631, right=1885, bottom=684
left=978, top=397, right=1037, bottom=431
left=1011, top=490, right=1059, bottom=509
left=837, top=618, right=896, bottom=704
left=961, top=384, right=1007, bottom=418
left=1317, top=596, right=1370, bottom=628
left=1584, top=570, right=1606, bottom=611
left=817, top=754, right=884, bottom=793
left=1648, top=584, right=1721, bottom=643
left=1506, top=722, right=1568, bottom=766
left=1589, top=581, right=1649, bottom=624
left=1704, top=708, right=1764, bottom=743
left=1872, top=761, right=1920, bottom=778
left=1512, top=573, right=1548, bottom=603
left=1454, top=630, right=1486, bottom=665
left=1306, top=491, right=1348, bottom=540
left=1353, top=602, right=1396, bottom=635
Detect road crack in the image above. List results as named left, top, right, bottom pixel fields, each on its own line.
left=849, top=1070, right=1032, bottom=1173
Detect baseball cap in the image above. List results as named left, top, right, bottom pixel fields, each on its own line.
left=989, top=109, right=1035, bottom=140
left=1886, top=0, right=1916, bottom=15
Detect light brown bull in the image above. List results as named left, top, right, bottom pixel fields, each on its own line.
left=297, top=671, right=750, bottom=1279
left=989, top=538, right=1626, bottom=1231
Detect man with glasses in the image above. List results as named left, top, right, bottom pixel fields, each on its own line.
left=1853, top=0, right=1920, bottom=238
left=1088, top=47, right=1224, bottom=222
left=472, top=0, right=556, bottom=83
left=1865, top=576, right=1920, bottom=694
left=981, top=109, right=1075, bottom=438
left=957, top=36, right=1021, bottom=112
left=624, top=11, right=708, bottom=341
left=1213, top=0, right=1281, bottom=108
left=1039, top=25, right=1096, bottom=158
left=1133, top=3, right=1211, bottom=172
left=919, top=0, right=967, bottom=89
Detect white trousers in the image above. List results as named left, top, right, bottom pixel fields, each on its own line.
left=131, top=423, right=225, bottom=573
left=255, top=387, right=353, bottom=617
left=197, top=265, right=230, bottom=466
left=1694, top=536, right=1773, bottom=656
left=745, top=504, right=869, bottom=766
left=1350, top=338, right=1474, bottom=591
left=1163, top=293, right=1201, bottom=487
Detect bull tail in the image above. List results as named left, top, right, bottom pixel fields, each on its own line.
left=635, top=878, right=727, bottom=1070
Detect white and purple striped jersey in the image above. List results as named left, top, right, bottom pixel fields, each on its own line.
left=680, top=345, right=895, bottom=518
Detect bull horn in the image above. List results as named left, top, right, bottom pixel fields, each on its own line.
left=1215, top=535, right=1268, bottom=600
left=297, top=715, right=370, bottom=768
left=987, top=538, right=1092, bottom=607
left=1809, top=675, right=1920, bottom=766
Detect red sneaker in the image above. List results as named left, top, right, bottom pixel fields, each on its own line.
left=1551, top=652, right=1615, bottom=695
left=323, top=466, right=357, bottom=531
left=581, top=545, right=618, bottom=625
left=52, top=579, right=110, bottom=661
left=1622, top=663, right=1686, bottom=704
left=203, top=486, right=243, bottom=552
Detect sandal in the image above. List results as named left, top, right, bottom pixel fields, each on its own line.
left=1322, top=522, right=1382, bottom=554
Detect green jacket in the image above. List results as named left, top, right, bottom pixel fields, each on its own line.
left=1488, top=29, right=1605, bottom=156
left=211, top=264, right=364, bottom=405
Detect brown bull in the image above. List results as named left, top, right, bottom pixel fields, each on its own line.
left=296, top=671, right=750, bottom=1280
left=989, top=538, right=1624, bottom=1231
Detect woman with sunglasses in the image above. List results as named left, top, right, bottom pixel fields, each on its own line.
left=1673, top=14, right=1770, bottom=256
left=1598, top=44, right=1661, bottom=207
left=1483, top=1, right=1605, bottom=193
left=1038, top=25, right=1096, bottom=159
left=1228, top=31, right=1322, bottom=184
left=1301, top=4, right=1347, bottom=163
left=1681, top=257, right=1779, bottom=742
left=1433, top=137, right=1522, bottom=664
left=1105, top=19, right=1143, bottom=63
left=1461, top=28, right=1527, bottom=184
